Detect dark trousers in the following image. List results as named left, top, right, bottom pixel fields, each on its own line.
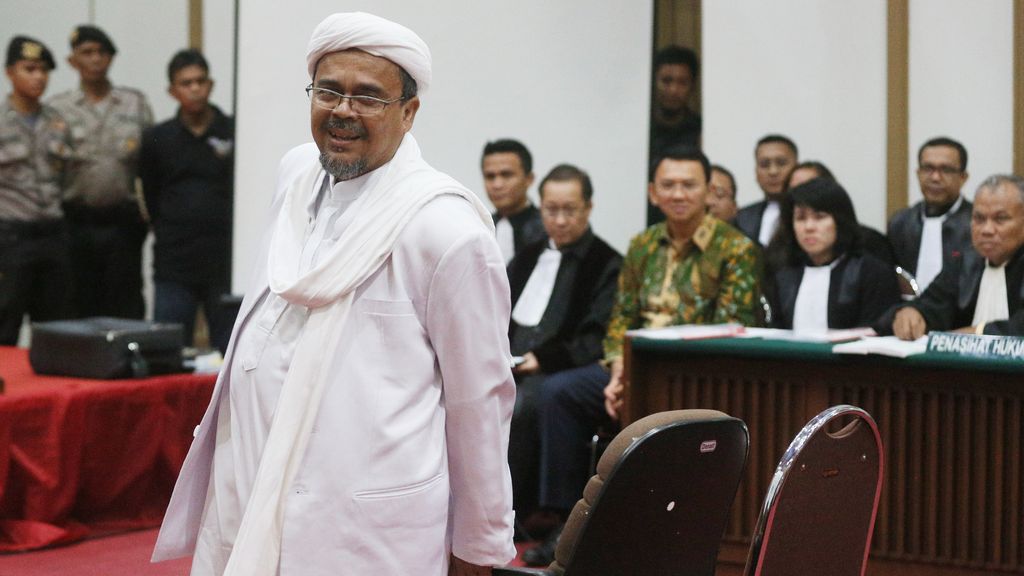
left=509, top=373, right=543, bottom=513
left=0, top=224, right=74, bottom=345
left=67, top=218, right=147, bottom=319
left=154, top=279, right=233, bottom=353
left=537, top=362, right=613, bottom=512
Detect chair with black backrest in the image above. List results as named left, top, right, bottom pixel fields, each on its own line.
left=495, top=409, right=749, bottom=576
left=744, top=404, right=884, bottom=576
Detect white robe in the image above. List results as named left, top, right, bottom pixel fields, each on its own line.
left=153, top=142, right=517, bottom=575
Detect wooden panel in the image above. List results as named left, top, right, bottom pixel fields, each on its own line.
left=189, top=0, right=203, bottom=50
left=654, top=0, right=702, bottom=112
left=627, top=347, right=1024, bottom=575
left=886, top=0, right=909, bottom=218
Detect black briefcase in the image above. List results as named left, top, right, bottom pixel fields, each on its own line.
left=29, top=317, right=186, bottom=379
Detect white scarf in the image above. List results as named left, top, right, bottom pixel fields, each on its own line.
left=223, top=134, right=492, bottom=576
left=792, top=265, right=832, bottom=332
left=972, top=262, right=1010, bottom=327
left=512, top=241, right=562, bottom=326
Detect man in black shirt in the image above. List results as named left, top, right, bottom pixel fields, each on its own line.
left=140, top=49, right=233, bottom=351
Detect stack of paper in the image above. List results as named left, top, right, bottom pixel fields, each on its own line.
left=831, top=335, right=928, bottom=358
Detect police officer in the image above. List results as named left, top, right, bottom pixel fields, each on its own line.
left=49, top=25, right=153, bottom=319
left=0, top=36, right=74, bottom=345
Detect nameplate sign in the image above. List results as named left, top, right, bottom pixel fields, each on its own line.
left=926, top=332, right=1024, bottom=360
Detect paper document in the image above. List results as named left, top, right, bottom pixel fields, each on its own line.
left=627, top=323, right=745, bottom=341
left=831, top=335, right=928, bottom=358
left=742, top=327, right=876, bottom=343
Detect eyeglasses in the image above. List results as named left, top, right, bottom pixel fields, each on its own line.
left=305, top=85, right=404, bottom=116
left=541, top=205, right=586, bottom=219
left=917, top=164, right=962, bottom=177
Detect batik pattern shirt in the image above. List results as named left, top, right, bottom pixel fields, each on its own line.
left=603, top=215, right=761, bottom=361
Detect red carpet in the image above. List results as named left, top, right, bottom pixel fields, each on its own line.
left=0, top=528, right=534, bottom=575
left=0, top=529, right=189, bottom=576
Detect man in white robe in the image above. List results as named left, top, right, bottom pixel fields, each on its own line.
left=152, top=12, right=517, bottom=576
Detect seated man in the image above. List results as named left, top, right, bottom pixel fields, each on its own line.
left=879, top=174, right=1024, bottom=338
left=888, top=137, right=973, bottom=292
left=734, top=134, right=798, bottom=246
left=524, top=146, right=761, bottom=566
left=707, top=164, right=738, bottom=221
left=506, top=163, right=622, bottom=526
left=481, top=138, right=546, bottom=262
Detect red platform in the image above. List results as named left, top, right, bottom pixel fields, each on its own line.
left=0, top=347, right=215, bottom=553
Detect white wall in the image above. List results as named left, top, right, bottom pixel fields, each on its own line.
left=702, top=0, right=889, bottom=229
left=704, top=1, right=1017, bottom=229
left=232, top=1, right=653, bottom=290
left=202, top=0, right=235, bottom=114
left=907, top=0, right=1013, bottom=204
left=5, top=1, right=188, bottom=119
left=9, top=2, right=1022, bottom=296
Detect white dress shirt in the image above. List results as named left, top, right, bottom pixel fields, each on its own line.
left=758, top=201, right=781, bottom=246
left=915, top=197, right=963, bottom=292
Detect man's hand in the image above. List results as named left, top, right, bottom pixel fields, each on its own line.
left=893, top=307, right=927, bottom=341
left=603, top=358, right=625, bottom=420
left=511, top=352, right=539, bottom=376
left=449, top=555, right=491, bottom=576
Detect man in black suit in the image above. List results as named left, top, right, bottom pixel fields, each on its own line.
left=506, top=163, right=622, bottom=533
left=882, top=174, right=1024, bottom=338
left=481, top=138, right=546, bottom=263
left=733, top=134, right=798, bottom=246
left=887, top=137, right=973, bottom=293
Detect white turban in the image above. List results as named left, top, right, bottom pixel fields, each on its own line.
left=306, top=12, right=432, bottom=94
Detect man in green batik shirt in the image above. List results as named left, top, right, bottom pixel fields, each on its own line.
left=524, top=145, right=760, bottom=567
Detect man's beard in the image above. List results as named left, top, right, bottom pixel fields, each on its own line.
left=320, top=151, right=366, bottom=181
left=319, top=118, right=368, bottom=181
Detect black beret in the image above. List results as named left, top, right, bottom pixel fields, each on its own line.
left=5, top=36, right=56, bottom=70
left=70, top=25, right=117, bottom=55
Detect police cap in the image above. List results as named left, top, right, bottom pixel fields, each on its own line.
left=5, top=36, right=56, bottom=70
left=70, top=25, right=117, bottom=55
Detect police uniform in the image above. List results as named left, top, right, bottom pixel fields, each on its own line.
left=0, top=36, right=74, bottom=344
left=48, top=25, right=153, bottom=319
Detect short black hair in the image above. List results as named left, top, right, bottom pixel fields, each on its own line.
left=539, top=163, right=593, bottom=202
left=397, top=66, right=417, bottom=100
left=918, top=137, right=968, bottom=172
left=167, top=48, right=208, bottom=83
left=482, top=139, right=532, bottom=174
left=649, top=145, right=711, bottom=183
left=755, top=134, right=799, bottom=159
left=653, top=45, right=699, bottom=79
left=710, top=164, right=737, bottom=199
left=784, top=160, right=835, bottom=192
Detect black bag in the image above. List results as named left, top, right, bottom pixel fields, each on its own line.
left=29, top=317, right=186, bottom=379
